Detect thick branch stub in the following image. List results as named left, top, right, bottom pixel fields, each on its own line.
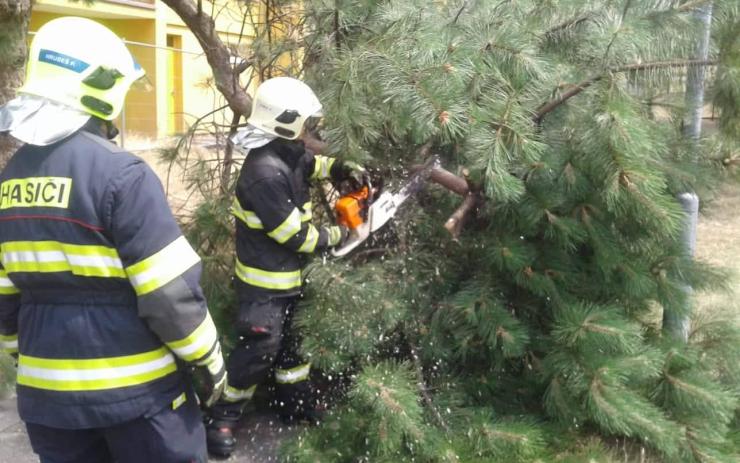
left=444, top=193, right=478, bottom=241
left=410, top=162, right=481, bottom=239
left=427, top=166, right=470, bottom=196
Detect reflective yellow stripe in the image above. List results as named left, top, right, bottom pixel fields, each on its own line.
left=231, top=198, right=264, bottom=230
left=300, top=202, right=312, bottom=222
left=234, top=260, right=301, bottom=290
left=172, top=392, right=187, bottom=410
left=311, top=155, right=335, bottom=180
left=297, top=225, right=319, bottom=253
left=0, top=241, right=125, bottom=278
left=0, top=269, right=19, bottom=295
left=223, top=384, right=256, bottom=403
left=17, top=347, right=177, bottom=391
left=166, top=313, right=218, bottom=363
left=275, top=363, right=310, bottom=384
left=327, top=226, right=343, bottom=246
left=125, top=236, right=200, bottom=296
left=266, top=208, right=301, bottom=244
left=0, top=333, right=18, bottom=354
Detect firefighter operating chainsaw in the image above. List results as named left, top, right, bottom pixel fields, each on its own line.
left=205, top=77, right=371, bottom=457
left=205, top=76, right=437, bottom=458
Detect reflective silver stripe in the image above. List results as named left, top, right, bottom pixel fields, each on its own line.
left=297, top=225, right=319, bottom=253
left=125, top=236, right=201, bottom=296
left=234, top=260, right=302, bottom=290
left=0, top=241, right=125, bottom=278
left=266, top=208, right=302, bottom=244
left=166, top=313, right=219, bottom=363
left=19, top=355, right=174, bottom=382
left=0, top=334, right=18, bottom=353
left=275, top=363, right=310, bottom=384
left=231, top=198, right=264, bottom=229
left=16, top=348, right=177, bottom=391
left=0, top=271, right=19, bottom=295
left=223, top=384, right=256, bottom=402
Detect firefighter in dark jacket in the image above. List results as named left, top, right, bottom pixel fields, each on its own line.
left=205, top=76, right=366, bottom=457
left=0, top=17, right=226, bottom=462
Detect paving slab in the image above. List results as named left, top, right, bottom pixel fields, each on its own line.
left=0, top=395, right=292, bottom=462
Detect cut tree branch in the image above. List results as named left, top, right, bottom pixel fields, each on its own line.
left=427, top=166, right=470, bottom=196
left=444, top=193, right=478, bottom=241
left=534, top=59, right=717, bottom=124
left=411, top=159, right=482, bottom=240
left=161, top=0, right=252, bottom=117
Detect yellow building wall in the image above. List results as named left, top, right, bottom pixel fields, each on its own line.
left=30, top=10, right=158, bottom=137
left=30, top=0, right=256, bottom=140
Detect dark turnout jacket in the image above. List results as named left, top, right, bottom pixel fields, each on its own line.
left=0, top=125, right=221, bottom=428
left=232, top=139, right=348, bottom=300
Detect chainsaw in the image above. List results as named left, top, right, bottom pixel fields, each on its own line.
left=331, top=155, right=440, bottom=257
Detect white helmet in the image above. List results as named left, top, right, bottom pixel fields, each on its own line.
left=247, top=77, right=323, bottom=140
left=20, top=16, right=145, bottom=121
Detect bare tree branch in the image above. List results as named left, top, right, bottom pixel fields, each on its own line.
left=161, top=0, right=252, bottom=117
left=444, top=193, right=478, bottom=241
left=534, top=59, right=717, bottom=124
left=427, top=166, right=470, bottom=196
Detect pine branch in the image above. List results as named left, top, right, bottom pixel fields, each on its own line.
left=408, top=341, right=450, bottom=434
left=543, top=13, right=594, bottom=37
left=534, top=59, right=717, bottom=124
left=601, top=0, right=633, bottom=66
left=451, top=1, right=468, bottom=25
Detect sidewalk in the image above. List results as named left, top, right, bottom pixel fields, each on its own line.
left=0, top=395, right=293, bottom=462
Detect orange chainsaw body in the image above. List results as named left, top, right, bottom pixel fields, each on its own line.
left=335, top=186, right=369, bottom=229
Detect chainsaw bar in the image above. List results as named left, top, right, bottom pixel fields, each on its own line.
left=331, top=155, right=439, bottom=257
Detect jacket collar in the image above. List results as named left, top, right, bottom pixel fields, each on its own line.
left=266, top=138, right=306, bottom=169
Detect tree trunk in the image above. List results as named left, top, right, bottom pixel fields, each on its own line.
left=0, top=0, right=32, bottom=166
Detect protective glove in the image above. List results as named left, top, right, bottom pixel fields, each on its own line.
left=192, top=343, right=228, bottom=408
left=328, top=225, right=350, bottom=247
left=342, top=161, right=370, bottom=189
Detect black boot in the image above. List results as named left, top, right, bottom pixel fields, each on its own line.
left=205, top=421, right=236, bottom=458
left=205, top=404, right=243, bottom=458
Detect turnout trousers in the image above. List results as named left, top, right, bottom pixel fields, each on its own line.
left=210, top=296, right=312, bottom=425
left=25, top=388, right=206, bottom=463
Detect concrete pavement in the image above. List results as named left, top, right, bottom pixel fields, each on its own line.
left=0, top=395, right=293, bottom=462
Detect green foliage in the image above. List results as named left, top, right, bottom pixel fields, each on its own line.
left=285, top=0, right=740, bottom=461
left=174, top=0, right=740, bottom=461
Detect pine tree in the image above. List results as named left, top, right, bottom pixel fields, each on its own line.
left=161, top=0, right=739, bottom=460
left=272, top=1, right=740, bottom=461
